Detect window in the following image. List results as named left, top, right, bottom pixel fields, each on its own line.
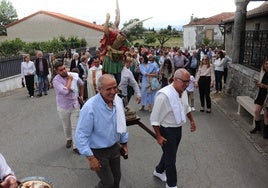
left=205, top=29, right=213, bottom=41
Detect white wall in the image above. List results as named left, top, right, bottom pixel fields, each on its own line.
left=183, top=26, right=196, bottom=50
left=1, top=13, right=103, bottom=47
left=0, top=75, right=22, bottom=93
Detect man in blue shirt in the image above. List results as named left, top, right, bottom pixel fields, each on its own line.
left=75, top=74, right=128, bottom=188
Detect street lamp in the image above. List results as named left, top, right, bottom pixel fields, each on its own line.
left=219, top=23, right=225, bottom=35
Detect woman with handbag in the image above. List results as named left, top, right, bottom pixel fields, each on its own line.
left=139, top=54, right=159, bottom=112
left=159, top=59, right=174, bottom=88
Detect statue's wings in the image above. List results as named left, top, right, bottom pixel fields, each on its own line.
left=121, top=17, right=152, bottom=34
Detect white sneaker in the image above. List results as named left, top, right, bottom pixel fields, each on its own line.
left=153, top=169, right=166, bottom=182
left=191, top=107, right=195, bottom=111
left=166, top=184, right=177, bottom=188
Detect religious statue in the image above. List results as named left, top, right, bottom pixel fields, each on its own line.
left=100, top=0, right=151, bottom=83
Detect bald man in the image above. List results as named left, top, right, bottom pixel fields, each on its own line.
left=150, top=68, right=196, bottom=188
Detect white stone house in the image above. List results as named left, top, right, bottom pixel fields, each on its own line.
left=183, top=12, right=234, bottom=50
left=0, top=10, right=104, bottom=48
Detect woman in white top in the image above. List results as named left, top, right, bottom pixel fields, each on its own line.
left=63, top=51, right=72, bottom=71
left=87, top=55, right=103, bottom=99
left=213, top=50, right=225, bottom=93
left=21, top=54, right=36, bottom=97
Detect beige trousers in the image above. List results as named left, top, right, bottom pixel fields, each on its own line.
left=57, top=106, right=80, bottom=149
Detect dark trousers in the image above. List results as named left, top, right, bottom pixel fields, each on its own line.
left=92, top=143, right=121, bottom=188
left=161, top=77, right=168, bottom=88
left=214, top=70, right=223, bottom=92
left=113, top=73, right=121, bottom=85
left=156, top=126, right=182, bottom=187
left=189, top=67, right=197, bottom=77
left=83, top=80, right=88, bottom=100
left=223, top=67, right=228, bottom=84
left=25, top=75, right=35, bottom=96
left=198, top=76, right=211, bottom=108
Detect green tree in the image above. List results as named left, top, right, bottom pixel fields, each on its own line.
left=144, top=34, right=156, bottom=44
left=0, top=38, right=25, bottom=56
left=167, top=25, right=172, bottom=32
left=156, top=28, right=171, bottom=47
left=0, top=35, right=87, bottom=56
left=0, top=0, right=18, bottom=26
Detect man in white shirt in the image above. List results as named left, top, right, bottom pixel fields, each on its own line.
left=0, top=153, right=19, bottom=188
left=150, top=68, right=196, bottom=188
left=118, top=57, right=141, bottom=105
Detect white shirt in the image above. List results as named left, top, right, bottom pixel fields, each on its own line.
left=213, top=58, right=225, bottom=72
left=87, top=65, right=102, bottom=98
left=186, top=75, right=195, bottom=92
left=21, top=61, right=36, bottom=77
left=0, top=153, right=15, bottom=180
left=150, top=86, right=190, bottom=128
left=119, top=66, right=141, bottom=97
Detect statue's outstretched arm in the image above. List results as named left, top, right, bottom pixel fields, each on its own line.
left=113, top=0, right=120, bottom=30
left=104, top=13, right=110, bottom=36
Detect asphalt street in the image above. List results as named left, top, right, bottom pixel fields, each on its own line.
left=1, top=88, right=268, bottom=188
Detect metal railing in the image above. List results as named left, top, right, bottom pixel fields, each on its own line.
left=0, top=47, right=97, bottom=80
left=0, top=56, right=22, bottom=79
left=240, top=30, right=268, bottom=71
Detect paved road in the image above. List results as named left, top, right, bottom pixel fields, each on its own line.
left=1, top=88, right=268, bottom=188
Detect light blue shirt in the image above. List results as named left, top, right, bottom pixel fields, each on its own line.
left=75, top=93, right=128, bottom=156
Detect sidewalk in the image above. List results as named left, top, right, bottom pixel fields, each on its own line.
left=211, top=91, right=268, bottom=156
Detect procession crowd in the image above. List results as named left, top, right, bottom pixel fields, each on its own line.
left=0, top=44, right=236, bottom=188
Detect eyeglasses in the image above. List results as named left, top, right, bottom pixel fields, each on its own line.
left=176, top=77, right=190, bottom=84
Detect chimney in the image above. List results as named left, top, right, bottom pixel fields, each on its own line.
left=190, top=14, right=194, bottom=22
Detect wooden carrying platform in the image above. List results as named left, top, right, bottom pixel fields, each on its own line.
left=126, top=116, right=156, bottom=139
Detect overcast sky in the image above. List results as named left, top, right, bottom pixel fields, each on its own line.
left=7, top=0, right=264, bottom=29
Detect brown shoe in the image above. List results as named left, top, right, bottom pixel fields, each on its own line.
left=66, top=140, right=72, bottom=148
left=73, top=148, right=80, bottom=155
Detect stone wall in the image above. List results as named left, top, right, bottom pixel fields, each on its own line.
left=226, top=63, right=259, bottom=99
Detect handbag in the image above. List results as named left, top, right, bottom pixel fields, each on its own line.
left=150, top=77, right=161, bottom=90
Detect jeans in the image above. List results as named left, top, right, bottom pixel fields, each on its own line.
left=156, top=126, right=182, bottom=187
left=214, top=70, right=223, bottom=92
left=57, top=106, right=80, bottom=148
left=37, top=72, right=48, bottom=94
